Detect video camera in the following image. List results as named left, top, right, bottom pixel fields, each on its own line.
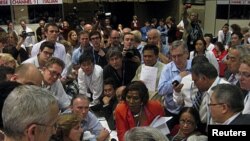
left=20, top=31, right=35, bottom=38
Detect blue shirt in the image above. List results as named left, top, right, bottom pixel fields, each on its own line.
left=72, top=45, right=92, bottom=65
left=158, top=60, right=192, bottom=114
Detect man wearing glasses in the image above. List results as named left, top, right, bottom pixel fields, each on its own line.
left=2, top=85, right=60, bottom=141
left=22, top=41, right=55, bottom=69
left=209, top=84, right=250, bottom=125
left=239, top=55, right=250, bottom=114
left=42, top=57, right=71, bottom=111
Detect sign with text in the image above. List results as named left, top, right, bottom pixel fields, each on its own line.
left=0, top=0, right=10, bottom=5
left=11, top=0, right=37, bottom=5
left=37, top=0, right=62, bottom=4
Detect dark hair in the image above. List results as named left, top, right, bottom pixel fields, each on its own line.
left=178, top=107, right=202, bottom=131
left=44, top=23, right=58, bottom=32
left=191, top=55, right=209, bottom=66
left=104, top=77, right=118, bottom=90
left=191, top=62, right=218, bottom=79
left=122, top=81, right=149, bottom=105
left=231, top=32, right=243, bottom=39
left=212, top=84, right=244, bottom=113
left=45, top=57, right=65, bottom=70
left=78, top=52, right=94, bottom=64
left=142, top=44, right=159, bottom=56
left=40, top=41, right=55, bottom=51
left=89, top=30, right=101, bottom=40
left=193, top=38, right=207, bottom=57
left=0, top=66, right=15, bottom=82
left=215, top=42, right=225, bottom=52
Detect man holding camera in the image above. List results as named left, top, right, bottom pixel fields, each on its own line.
left=19, top=19, right=36, bottom=56
left=122, top=32, right=141, bottom=64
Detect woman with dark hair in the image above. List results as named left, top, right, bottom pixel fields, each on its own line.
left=171, top=107, right=207, bottom=141
left=115, top=81, right=165, bottom=141
left=212, top=42, right=228, bottom=77
left=189, top=38, right=219, bottom=73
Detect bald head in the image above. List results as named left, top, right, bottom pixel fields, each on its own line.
left=11, top=63, right=43, bottom=86
left=147, top=29, right=161, bottom=45
left=84, top=24, right=93, bottom=33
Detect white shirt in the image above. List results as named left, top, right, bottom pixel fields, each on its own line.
left=19, top=26, right=36, bottom=48
left=173, top=74, right=198, bottom=107
left=31, top=40, right=67, bottom=77
left=199, top=77, right=229, bottom=123
left=242, top=91, right=250, bottom=114
left=190, top=50, right=219, bottom=74
left=22, top=55, right=40, bottom=68
left=207, top=43, right=215, bottom=51
left=78, top=64, right=103, bottom=106
left=44, top=79, right=71, bottom=110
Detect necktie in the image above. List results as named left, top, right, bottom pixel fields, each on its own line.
left=228, top=74, right=236, bottom=84
left=193, top=91, right=203, bottom=112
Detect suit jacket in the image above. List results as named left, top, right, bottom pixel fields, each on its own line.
left=229, top=113, right=250, bottom=125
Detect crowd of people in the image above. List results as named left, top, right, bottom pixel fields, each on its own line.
left=0, top=4, right=250, bottom=141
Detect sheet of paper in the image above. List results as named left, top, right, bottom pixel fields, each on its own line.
left=150, top=116, right=172, bottom=135
left=140, top=65, right=158, bottom=92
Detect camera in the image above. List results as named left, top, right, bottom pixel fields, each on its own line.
left=20, top=31, right=34, bottom=38
left=125, top=49, right=135, bottom=58
left=172, top=80, right=180, bottom=87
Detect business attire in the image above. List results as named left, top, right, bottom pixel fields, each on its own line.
left=229, top=113, right=250, bottom=125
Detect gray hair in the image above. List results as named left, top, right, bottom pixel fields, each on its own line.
left=212, top=84, right=244, bottom=113
left=147, top=29, right=160, bottom=38
left=231, top=46, right=250, bottom=59
left=124, top=127, right=169, bottom=141
left=170, top=40, right=188, bottom=53
left=2, top=85, right=59, bottom=139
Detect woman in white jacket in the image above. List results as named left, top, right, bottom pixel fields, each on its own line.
left=189, top=38, right=219, bottom=73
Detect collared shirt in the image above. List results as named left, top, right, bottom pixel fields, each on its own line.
left=19, top=26, right=36, bottom=48
left=133, top=61, right=164, bottom=101
left=31, top=40, right=67, bottom=77
left=22, top=55, right=40, bottom=69
left=44, top=79, right=71, bottom=110
left=242, top=91, right=250, bottom=114
left=78, top=65, right=103, bottom=106
left=199, top=77, right=229, bottom=124
left=72, top=45, right=92, bottom=65
left=222, top=112, right=241, bottom=125
left=158, top=60, right=192, bottom=114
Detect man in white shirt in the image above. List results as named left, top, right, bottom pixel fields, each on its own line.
left=78, top=52, right=103, bottom=106
left=31, top=23, right=67, bottom=77
left=22, top=41, right=55, bottom=69
left=41, top=57, right=71, bottom=111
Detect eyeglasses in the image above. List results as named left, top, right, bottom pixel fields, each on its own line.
left=179, top=120, right=194, bottom=126
left=35, top=122, right=58, bottom=130
left=238, top=72, right=250, bottom=79
left=208, top=103, right=224, bottom=106
left=47, top=69, right=61, bottom=78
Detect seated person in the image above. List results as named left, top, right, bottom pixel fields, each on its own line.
left=170, top=107, right=207, bottom=141
left=78, top=52, right=103, bottom=106
left=69, top=94, right=110, bottom=141
left=91, top=77, right=118, bottom=130
left=115, top=81, right=165, bottom=141
left=124, top=126, right=169, bottom=141
left=51, top=113, right=83, bottom=141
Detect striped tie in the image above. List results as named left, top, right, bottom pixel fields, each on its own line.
left=193, top=91, right=203, bottom=112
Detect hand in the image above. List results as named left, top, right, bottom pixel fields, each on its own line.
left=179, top=71, right=189, bottom=78
left=102, top=96, right=111, bottom=105
left=98, top=49, right=105, bottom=57
left=97, top=128, right=110, bottom=141
left=173, top=83, right=184, bottom=93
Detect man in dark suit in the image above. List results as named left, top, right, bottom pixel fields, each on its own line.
left=209, top=84, right=250, bottom=125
